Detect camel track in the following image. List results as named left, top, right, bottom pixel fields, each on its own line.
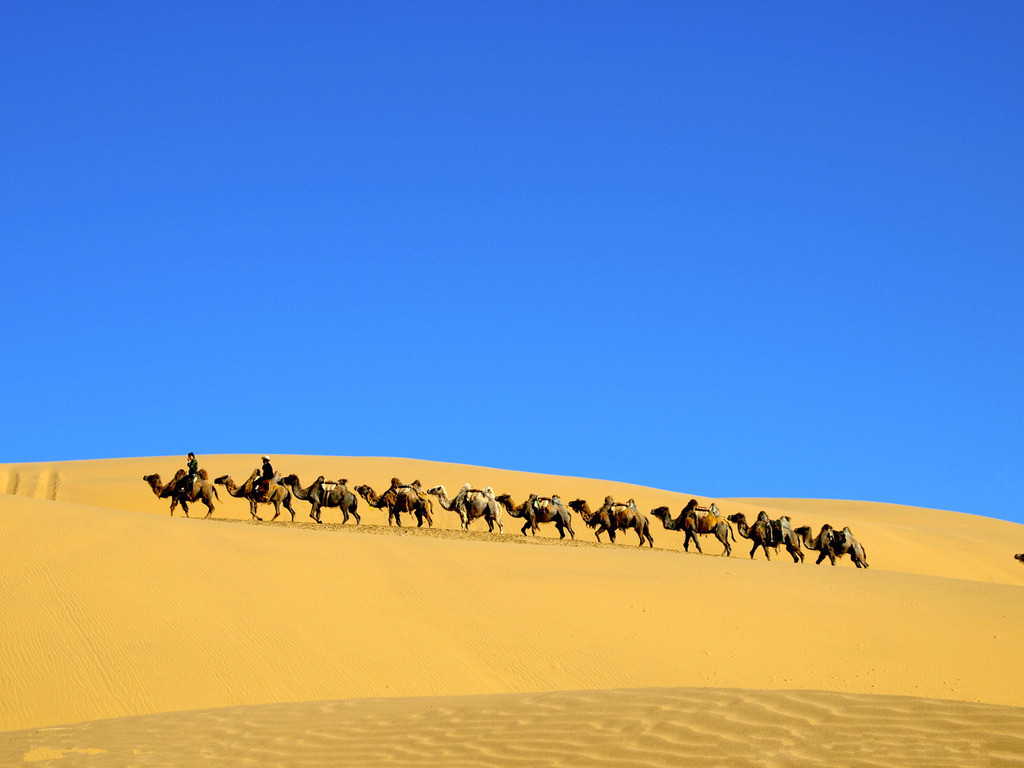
left=207, top=515, right=687, bottom=554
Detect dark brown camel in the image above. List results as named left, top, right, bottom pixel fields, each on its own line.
left=494, top=493, right=574, bottom=539
left=143, top=469, right=219, bottom=518
left=281, top=474, right=360, bottom=524
left=794, top=524, right=869, bottom=568
left=728, top=512, right=803, bottom=562
left=568, top=497, right=653, bottom=547
left=214, top=470, right=297, bottom=522
left=755, top=511, right=804, bottom=563
left=354, top=479, right=433, bottom=527
left=650, top=499, right=734, bottom=556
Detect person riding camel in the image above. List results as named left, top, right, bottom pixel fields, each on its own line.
left=256, top=456, right=276, bottom=500
left=178, top=452, right=199, bottom=497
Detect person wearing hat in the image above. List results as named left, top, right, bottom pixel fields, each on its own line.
left=257, top=455, right=276, bottom=498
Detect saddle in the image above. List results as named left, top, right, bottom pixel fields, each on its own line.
left=255, top=472, right=281, bottom=501
left=828, top=529, right=848, bottom=548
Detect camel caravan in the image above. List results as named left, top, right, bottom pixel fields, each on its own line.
left=143, top=456, right=873, bottom=568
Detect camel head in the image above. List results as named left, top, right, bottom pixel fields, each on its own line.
left=1015, top=553, right=1024, bottom=564
left=214, top=475, right=231, bottom=486
left=354, top=485, right=375, bottom=501
left=143, top=474, right=166, bottom=495
left=426, top=485, right=444, bottom=497
left=280, top=474, right=299, bottom=486
left=727, top=512, right=747, bottom=525
left=650, top=506, right=669, bottom=521
left=568, top=500, right=600, bottom=526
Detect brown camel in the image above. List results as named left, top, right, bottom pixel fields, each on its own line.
left=794, top=524, right=869, bottom=568
left=354, top=479, right=433, bottom=527
left=728, top=512, right=803, bottom=562
left=143, top=469, right=219, bottom=518
left=650, top=499, right=734, bottom=556
left=281, top=474, right=360, bottom=524
left=214, top=470, right=297, bottom=522
left=494, top=493, right=574, bottom=539
left=568, top=497, right=653, bottom=547
left=426, top=484, right=504, bottom=534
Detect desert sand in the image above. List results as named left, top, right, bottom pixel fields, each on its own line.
left=2, top=455, right=1023, bottom=766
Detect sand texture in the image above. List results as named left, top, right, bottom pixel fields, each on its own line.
left=2, top=455, right=1023, bottom=766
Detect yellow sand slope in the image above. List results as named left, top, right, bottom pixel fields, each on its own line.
left=2, top=456, right=1023, bottom=765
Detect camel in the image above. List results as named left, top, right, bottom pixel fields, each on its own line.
left=794, top=524, right=869, bottom=568
left=354, top=479, right=433, bottom=527
left=757, top=511, right=804, bottom=563
left=649, top=499, right=734, bottom=556
left=281, top=474, right=360, bottom=524
left=1016, top=553, right=1024, bottom=564
left=143, top=469, right=219, bottom=518
left=426, top=484, right=504, bottom=534
left=494, top=493, right=574, bottom=539
left=214, top=470, right=298, bottom=522
left=568, top=497, right=653, bottom=547
left=727, top=512, right=803, bottom=562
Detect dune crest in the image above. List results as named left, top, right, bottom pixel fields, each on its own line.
left=5, top=688, right=1024, bottom=767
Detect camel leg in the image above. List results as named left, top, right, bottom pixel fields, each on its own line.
left=687, top=530, right=703, bottom=554
left=717, top=529, right=730, bottom=556
left=521, top=520, right=530, bottom=536
left=204, top=499, right=214, bottom=519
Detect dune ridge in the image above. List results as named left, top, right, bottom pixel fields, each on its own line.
left=5, top=688, right=1024, bottom=767
left=2, top=455, right=1023, bottom=765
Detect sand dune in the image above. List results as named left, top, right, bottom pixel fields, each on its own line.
left=2, top=455, right=1023, bottom=765
left=6, top=688, right=1024, bottom=767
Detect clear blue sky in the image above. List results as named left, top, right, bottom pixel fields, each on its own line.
left=2, top=2, right=1022, bottom=521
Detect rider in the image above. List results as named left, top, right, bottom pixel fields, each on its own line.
left=178, top=452, right=199, bottom=496
left=257, top=456, right=276, bottom=498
